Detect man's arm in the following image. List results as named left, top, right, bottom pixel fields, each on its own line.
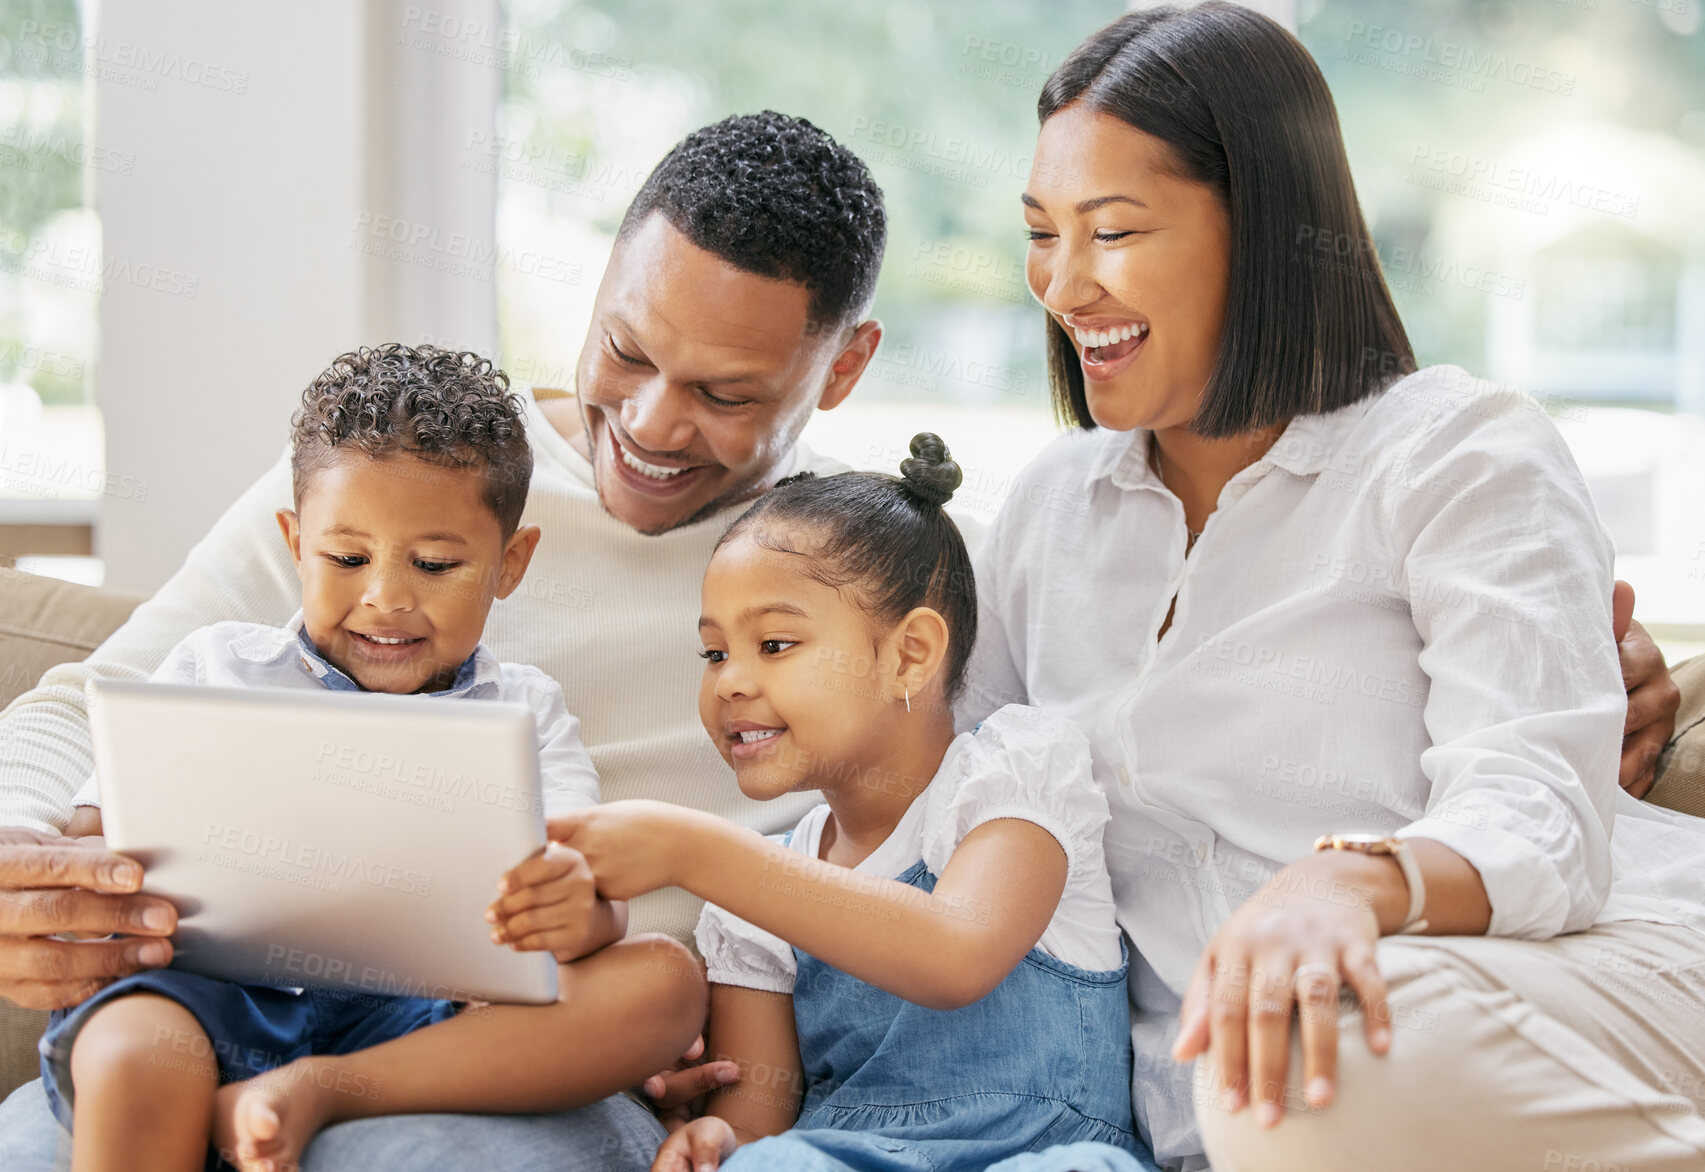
left=0, top=451, right=299, bottom=1010
left=0, top=449, right=299, bottom=832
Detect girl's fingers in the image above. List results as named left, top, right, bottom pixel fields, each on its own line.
left=1293, top=957, right=1342, bottom=1109
left=1207, top=953, right=1251, bottom=1113
left=1172, top=950, right=1215, bottom=1062
left=543, top=811, right=590, bottom=845
left=1340, top=941, right=1391, bottom=1054
left=1245, top=955, right=1296, bottom=1127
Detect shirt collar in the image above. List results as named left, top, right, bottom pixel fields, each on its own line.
left=1081, top=393, right=1381, bottom=491
left=275, top=611, right=498, bottom=698
left=1260, top=395, right=1379, bottom=478
left=1083, top=427, right=1162, bottom=492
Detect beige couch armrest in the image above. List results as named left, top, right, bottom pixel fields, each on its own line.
left=1649, top=653, right=1705, bottom=819
left=0, top=567, right=144, bottom=710
left=0, top=568, right=144, bottom=1098
left=0, top=1004, right=48, bottom=1100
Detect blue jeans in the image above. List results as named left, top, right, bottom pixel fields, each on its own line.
left=0, top=1076, right=667, bottom=1172
left=39, top=970, right=459, bottom=1129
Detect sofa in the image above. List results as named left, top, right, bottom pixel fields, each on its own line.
left=0, top=568, right=145, bottom=1098
left=3, top=567, right=1704, bottom=1103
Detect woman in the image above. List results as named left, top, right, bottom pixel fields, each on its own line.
left=960, top=5, right=1705, bottom=1170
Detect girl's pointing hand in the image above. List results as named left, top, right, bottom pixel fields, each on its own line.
left=546, top=800, right=705, bottom=901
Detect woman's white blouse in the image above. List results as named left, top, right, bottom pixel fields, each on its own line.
left=695, top=704, right=1125, bottom=992
left=955, top=366, right=1705, bottom=1161
left=959, top=363, right=1705, bottom=979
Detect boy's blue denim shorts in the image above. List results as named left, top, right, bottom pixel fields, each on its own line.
left=40, top=968, right=458, bottom=1129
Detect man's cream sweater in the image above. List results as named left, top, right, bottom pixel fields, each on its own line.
left=0, top=392, right=860, bottom=941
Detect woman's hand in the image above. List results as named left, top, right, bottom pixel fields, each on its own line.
left=650, top=1115, right=738, bottom=1172
left=1171, top=851, right=1402, bottom=1127
left=486, top=842, right=623, bottom=962
left=545, top=800, right=705, bottom=902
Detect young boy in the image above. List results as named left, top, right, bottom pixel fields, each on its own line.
left=48, top=344, right=705, bottom=1172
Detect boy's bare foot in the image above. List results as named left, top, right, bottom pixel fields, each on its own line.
left=212, top=1059, right=340, bottom=1172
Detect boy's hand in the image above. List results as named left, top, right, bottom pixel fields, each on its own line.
left=546, top=800, right=703, bottom=902
left=650, top=1115, right=738, bottom=1172
left=486, top=843, right=621, bottom=962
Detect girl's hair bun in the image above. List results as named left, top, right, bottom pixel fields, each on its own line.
left=898, top=432, right=961, bottom=507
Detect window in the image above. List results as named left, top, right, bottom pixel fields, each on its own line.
left=492, top=0, right=1126, bottom=523
left=0, top=0, right=105, bottom=583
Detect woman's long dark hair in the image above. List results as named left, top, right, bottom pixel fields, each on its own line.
left=1039, top=2, right=1415, bottom=435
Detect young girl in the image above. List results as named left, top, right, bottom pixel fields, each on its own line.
left=528, top=435, right=1148, bottom=1172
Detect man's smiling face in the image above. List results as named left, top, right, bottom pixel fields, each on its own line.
left=572, top=212, right=880, bottom=536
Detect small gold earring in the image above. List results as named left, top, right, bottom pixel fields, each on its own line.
left=904, top=687, right=911, bottom=713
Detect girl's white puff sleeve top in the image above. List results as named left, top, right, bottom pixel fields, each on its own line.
left=695, top=704, right=1124, bottom=993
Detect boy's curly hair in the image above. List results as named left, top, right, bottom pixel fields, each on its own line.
left=289, top=344, right=532, bottom=536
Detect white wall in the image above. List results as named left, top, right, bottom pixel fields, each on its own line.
left=96, top=0, right=499, bottom=593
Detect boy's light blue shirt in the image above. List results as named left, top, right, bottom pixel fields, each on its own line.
left=73, top=611, right=600, bottom=816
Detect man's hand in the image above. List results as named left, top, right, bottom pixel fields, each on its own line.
left=486, top=842, right=624, bottom=963
left=1614, top=580, right=1679, bottom=799
left=0, top=827, right=177, bottom=1010
left=639, top=1034, right=742, bottom=1133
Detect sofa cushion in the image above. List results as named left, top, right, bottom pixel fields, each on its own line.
left=1650, top=653, right=1705, bottom=819
left=0, top=568, right=143, bottom=1099
left=0, top=567, right=144, bottom=709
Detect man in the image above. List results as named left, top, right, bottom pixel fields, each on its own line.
left=0, top=109, right=1681, bottom=1171
left=0, top=110, right=885, bottom=1172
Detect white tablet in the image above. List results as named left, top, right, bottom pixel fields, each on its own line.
left=87, top=678, right=559, bottom=1005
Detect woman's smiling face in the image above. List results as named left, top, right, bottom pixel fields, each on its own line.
left=1024, top=102, right=1233, bottom=433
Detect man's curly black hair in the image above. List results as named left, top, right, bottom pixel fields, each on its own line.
left=618, top=111, right=886, bottom=330
left=290, top=344, right=532, bottom=536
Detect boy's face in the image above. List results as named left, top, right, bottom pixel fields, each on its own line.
left=276, top=453, right=540, bottom=694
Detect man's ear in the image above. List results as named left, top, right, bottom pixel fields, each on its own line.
left=816, top=319, right=883, bottom=413
left=275, top=509, right=303, bottom=567
left=494, top=524, right=543, bottom=600
left=889, top=605, right=950, bottom=707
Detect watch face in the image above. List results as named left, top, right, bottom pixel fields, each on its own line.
left=1335, top=834, right=1387, bottom=847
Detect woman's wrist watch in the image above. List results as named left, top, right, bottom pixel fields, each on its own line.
left=1312, top=833, right=1429, bottom=934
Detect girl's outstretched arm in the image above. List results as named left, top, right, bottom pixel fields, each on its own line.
left=651, top=983, right=801, bottom=1172
left=548, top=802, right=1067, bottom=1010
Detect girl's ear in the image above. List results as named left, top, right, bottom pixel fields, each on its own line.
left=494, top=524, right=543, bottom=599
left=890, top=606, right=951, bottom=707
left=275, top=509, right=303, bottom=568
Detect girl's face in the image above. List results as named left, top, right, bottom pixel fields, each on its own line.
left=1024, top=102, right=1232, bottom=433
left=696, top=527, right=913, bottom=801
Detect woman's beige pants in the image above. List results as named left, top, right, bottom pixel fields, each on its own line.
left=1195, top=920, right=1705, bottom=1171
